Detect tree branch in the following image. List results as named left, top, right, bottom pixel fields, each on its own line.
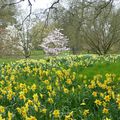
left=22, top=0, right=32, bottom=25
left=0, top=0, right=24, bottom=9
left=94, top=0, right=114, bottom=19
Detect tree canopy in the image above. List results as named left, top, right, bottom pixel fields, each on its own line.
left=0, top=0, right=17, bottom=28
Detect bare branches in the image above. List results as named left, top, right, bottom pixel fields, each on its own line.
left=94, top=0, right=114, bottom=19
left=43, top=0, right=60, bottom=26
left=0, top=0, right=24, bottom=9
left=44, top=0, right=60, bottom=12
left=39, top=0, right=60, bottom=43
left=49, top=0, right=60, bottom=9
left=22, top=0, right=32, bottom=25
left=0, top=0, right=33, bottom=25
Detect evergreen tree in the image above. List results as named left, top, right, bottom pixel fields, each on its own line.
left=0, top=0, right=17, bottom=28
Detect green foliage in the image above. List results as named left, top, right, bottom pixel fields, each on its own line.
left=0, top=0, right=17, bottom=28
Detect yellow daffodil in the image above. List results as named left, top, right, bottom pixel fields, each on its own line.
left=41, top=108, right=47, bottom=114
left=0, top=106, right=5, bottom=113
left=92, top=91, right=97, bottom=97
left=31, top=84, right=37, bottom=91
left=104, top=95, right=111, bottom=102
left=94, top=99, right=102, bottom=106
left=102, top=108, right=109, bottom=114
left=53, top=110, right=60, bottom=118
left=83, top=109, right=89, bottom=116
left=8, top=111, right=12, bottom=120
left=48, top=98, right=54, bottom=104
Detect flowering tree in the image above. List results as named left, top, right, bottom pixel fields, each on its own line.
left=0, top=25, right=22, bottom=57
left=40, top=29, right=69, bottom=55
left=1, top=24, right=32, bottom=58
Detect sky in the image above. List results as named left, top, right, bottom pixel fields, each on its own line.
left=16, top=0, right=55, bottom=24
left=20, top=0, right=54, bottom=11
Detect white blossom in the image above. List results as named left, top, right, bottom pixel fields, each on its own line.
left=40, top=28, right=69, bottom=55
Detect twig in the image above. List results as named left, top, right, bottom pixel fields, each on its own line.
left=0, top=0, right=24, bottom=9
left=39, top=0, right=60, bottom=42
left=22, top=0, right=32, bottom=25
left=94, top=0, right=114, bottom=19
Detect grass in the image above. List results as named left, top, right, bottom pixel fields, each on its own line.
left=0, top=58, right=18, bottom=64
left=1, top=52, right=120, bottom=77
left=0, top=50, right=45, bottom=64
left=0, top=52, right=120, bottom=83
left=0, top=50, right=71, bottom=64
left=4, top=60, right=118, bottom=87
left=30, top=50, right=45, bottom=59
left=80, top=62, right=120, bottom=78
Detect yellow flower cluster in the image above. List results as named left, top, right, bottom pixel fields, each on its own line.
left=0, top=55, right=120, bottom=119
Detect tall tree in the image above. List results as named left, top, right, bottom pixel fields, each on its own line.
left=82, top=7, right=120, bottom=55
left=53, top=0, right=120, bottom=55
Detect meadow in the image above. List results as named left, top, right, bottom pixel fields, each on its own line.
left=0, top=54, right=120, bottom=120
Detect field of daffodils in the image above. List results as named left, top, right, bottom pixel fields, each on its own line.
left=0, top=55, right=120, bottom=120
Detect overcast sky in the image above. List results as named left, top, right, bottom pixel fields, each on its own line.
left=20, top=0, right=54, bottom=11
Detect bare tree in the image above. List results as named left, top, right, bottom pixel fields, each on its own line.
left=51, top=0, right=120, bottom=55
left=1, top=0, right=119, bottom=56
left=82, top=6, right=120, bottom=55
left=16, top=20, right=33, bottom=58
left=0, top=0, right=116, bottom=24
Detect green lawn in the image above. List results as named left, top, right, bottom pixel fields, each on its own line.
left=0, top=50, right=45, bottom=64
left=80, top=62, right=120, bottom=78
left=0, top=52, right=120, bottom=78
left=0, top=50, right=72, bottom=64
left=30, top=50, right=45, bottom=59
left=0, top=58, right=18, bottom=64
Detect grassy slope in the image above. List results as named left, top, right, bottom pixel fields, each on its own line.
left=80, top=62, right=120, bottom=78
left=0, top=50, right=71, bottom=64
left=22, top=62, right=120, bottom=86
left=0, top=51, right=120, bottom=79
